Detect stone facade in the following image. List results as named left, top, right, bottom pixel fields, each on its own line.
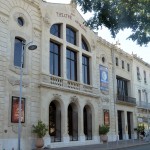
left=0, top=0, right=149, bottom=150
left=132, top=55, right=150, bottom=131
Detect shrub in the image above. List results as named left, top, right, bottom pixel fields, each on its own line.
left=99, top=124, right=110, bottom=135
left=32, top=120, right=48, bottom=138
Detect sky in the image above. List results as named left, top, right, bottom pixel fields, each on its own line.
left=46, top=0, right=150, bottom=64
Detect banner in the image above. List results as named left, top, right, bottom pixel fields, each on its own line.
left=11, top=96, right=25, bottom=123
left=100, top=65, right=109, bottom=92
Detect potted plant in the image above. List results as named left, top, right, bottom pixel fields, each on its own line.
left=32, top=120, right=48, bottom=149
left=99, top=124, right=109, bottom=143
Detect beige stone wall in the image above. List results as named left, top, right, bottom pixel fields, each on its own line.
left=2, top=0, right=148, bottom=149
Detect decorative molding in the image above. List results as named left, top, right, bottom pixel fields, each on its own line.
left=0, top=16, right=8, bottom=25
left=23, top=0, right=40, bottom=8
left=101, top=96, right=110, bottom=103
left=70, top=96, right=78, bottom=103
left=8, top=76, right=30, bottom=87
left=53, top=94, right=61, bottom=100
left=43, top=13, right=51, bottom=26
left=70, top=0, right=77, bottom=8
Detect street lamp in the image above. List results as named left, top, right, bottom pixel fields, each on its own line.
left=18, top=41, right=37, bottom=150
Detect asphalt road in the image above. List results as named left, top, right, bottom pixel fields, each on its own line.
left=120, top=144, right=150, bottom=150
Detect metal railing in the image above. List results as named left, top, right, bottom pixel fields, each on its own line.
left=137, top=101, right=150, bottom=109
left=116, top=95, right=136, bottom=105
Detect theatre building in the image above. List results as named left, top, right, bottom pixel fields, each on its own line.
left=0, top=0, right=136, bottom=149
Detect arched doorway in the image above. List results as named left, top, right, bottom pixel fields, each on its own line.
left=68, top=103, right=78, bottom=141
left=49, top=100, right=61, bottom=142
left=84, top=105, right=92, bottom=140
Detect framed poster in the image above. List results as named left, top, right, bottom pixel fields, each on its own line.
left=100, top=65, right=109, bottom=92
left=11, top=96, right=25, bottom=123
left=103, top=109, right=110, bottom=126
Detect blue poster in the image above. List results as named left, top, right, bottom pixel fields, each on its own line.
left=100, top=65, right=109, bottom=91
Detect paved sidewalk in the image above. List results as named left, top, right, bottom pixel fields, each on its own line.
left=36, top=139, right=150, bottom=150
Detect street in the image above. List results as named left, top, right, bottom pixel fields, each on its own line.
left=120, top=143, right=150, bottom=150
left=50, top=143, right=150, bottom=150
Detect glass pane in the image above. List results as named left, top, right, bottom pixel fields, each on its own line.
left=71, top=60, right=75, bottom=80
left=50, top=53, right=53, bottom=74
left=54, top=54, right=58, bottom=75
left=67, top=59, right=71, bottom=79
left=67, top=49, right=70, bottom=58
left=71, top=51, right=75, bottom=60
left=14, top=38, right=24, bottom=67
left=50, top=24, right=60, bottom=37
left=66, top=27, right=76, bottom=45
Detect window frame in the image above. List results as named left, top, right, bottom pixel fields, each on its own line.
left=50, top=24, right=61, bottom=38
left=116, top=57, right=118, bottom=66
left=66, top=26, right=76, bottom=45
left=50, top=41, right=61, bottom=76
left=66, top=48, right=77, bottom=81
left=122, top=60, right=124, bottom=69
left=14, top=37, right=25, bottom=68
left=82, top=55, right=90, bottom=84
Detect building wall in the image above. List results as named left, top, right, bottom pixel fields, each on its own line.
left=1, top=0, right=150, bottom=150
left=132, top=56, right=150, bottom=130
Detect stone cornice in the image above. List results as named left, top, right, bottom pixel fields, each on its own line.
left=133, top=55, right=150, bottom=68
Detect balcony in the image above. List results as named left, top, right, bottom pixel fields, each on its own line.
left=137, top=101, right=150, bottom=109
left=40, top=74, right=99, bottom=97
left=116, top=95, right=136, bottom=106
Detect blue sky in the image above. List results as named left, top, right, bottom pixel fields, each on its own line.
left=46, top=0, right=150, bottom=63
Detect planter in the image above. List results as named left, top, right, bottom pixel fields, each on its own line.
left=100, top=135, right=108, bottom=143
left=35, top=138, right=44, bottom=149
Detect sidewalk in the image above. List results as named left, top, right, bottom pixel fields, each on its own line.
left=36, top=139, right=150, bottom=150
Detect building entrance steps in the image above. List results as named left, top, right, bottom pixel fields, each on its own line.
left=33, top=139, right=150, bottom=150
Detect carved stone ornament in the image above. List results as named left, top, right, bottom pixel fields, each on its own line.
left=8, top=76, right=29, bottom=87
left=53, top=94, right=61, bottom=100
left=43, top=13, right=50, bottom=25
left=101, top=96, right=109, bottom=103
left=70, top=96, right=78, bottom=103
left=0, top=16, right=8, bottom=25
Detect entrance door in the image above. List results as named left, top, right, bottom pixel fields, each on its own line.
left=127, top=112, right=132, bottom=139
left=118, top=111, right=123, bottom=140
left=84, top=106, right=92, bottom=140
left=49, top=101, right=61, bottom=142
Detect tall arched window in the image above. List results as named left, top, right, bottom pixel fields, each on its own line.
left=50, top=24, right=61, bottom=38
left=14, top=37, right=25, bottom=68
left=82, top=38, right=89, bottom=51
left=66, top=26, right=76, bottom=45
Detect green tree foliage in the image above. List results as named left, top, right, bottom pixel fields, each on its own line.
left=76, top=0, right=150, bottom=45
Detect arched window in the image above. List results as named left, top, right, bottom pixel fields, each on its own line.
left=50, top=24, right=61, bottom=38
left=66, top=26, right=76, bottom=45
left=14, top=37, right=25, bottom=68
left=82, top=38, right=89, bottom=51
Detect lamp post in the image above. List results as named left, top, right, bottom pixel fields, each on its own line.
left=18, top=41, right=37, bottom=150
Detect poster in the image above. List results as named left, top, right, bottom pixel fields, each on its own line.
left=11, top=96, right=25, bottom=123
left=104, top=110, right=110, bottom=126
left=100, top=65, right=109, bottom=92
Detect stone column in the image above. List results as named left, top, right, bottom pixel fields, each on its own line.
left=62, top=104, right=69, bottom=143
left=62, top=23, right=67, bottom=79
left=78, top=105, right=85, bottom=142
left=123, top=111, right=128, bottom=140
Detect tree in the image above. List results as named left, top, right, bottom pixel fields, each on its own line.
left=76, top=0, right=150, bottom=46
